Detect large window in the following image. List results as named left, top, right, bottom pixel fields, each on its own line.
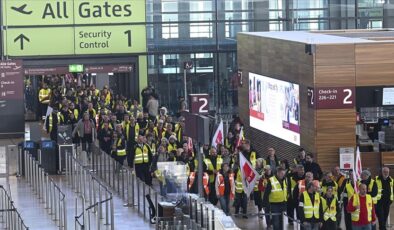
left=189, top=1, right=213, bottom=38
left=162, top=1, right=179, bottom=39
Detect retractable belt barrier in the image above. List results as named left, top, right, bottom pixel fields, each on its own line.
left=89, top=149, right=161, bottom=224
left=65, top=150, right=114, bottom=230
left=0, top=185, right=29, bottom=230
left=24, top=152, right=67, bottom=230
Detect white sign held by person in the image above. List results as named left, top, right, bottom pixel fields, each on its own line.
left=239, top=152, right=258, bottom=197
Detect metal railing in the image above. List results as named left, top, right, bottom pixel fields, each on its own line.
left=90, top=149, right=161, bottom=223
left=23, top=152, right=67, bottom=230
left=0, top=185, right=29, bottom=230
left=65, top=151, right=114, bottom=230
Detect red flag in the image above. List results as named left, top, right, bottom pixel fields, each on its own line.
left=211, top=120, right=224, bottom=148
left=239, top=152, right=258, bottom=196
left=236, top=127, right=244, bottom=148
left=355, top=147, right=362, bottom=180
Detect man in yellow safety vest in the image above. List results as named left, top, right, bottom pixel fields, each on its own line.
left=298, top=181, right=323, bottom=230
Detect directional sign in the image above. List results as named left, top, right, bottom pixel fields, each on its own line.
left=75, top=26, right=146, bottom=54
left=4, top=25, right=146, bottom=56
left=3, top=0, right=74, bottom=26
left=2, top=0, right=145, bottom=26
left=5, top=27, right=74, bottom=56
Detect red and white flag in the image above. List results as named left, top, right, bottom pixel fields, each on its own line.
left=239, top=152, right=258, bottom=197
left=352, top=167, right=359, bottom=193
left=355, top=147, right=362, bottom=180
left=187, top=137, right=193, bottom=152
left=235, top=127, right=244, bottom=148
left=211, top=120, right=224, bottom=148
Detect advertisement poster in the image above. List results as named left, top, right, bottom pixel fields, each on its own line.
left=249, top=73, right=300, bottom=145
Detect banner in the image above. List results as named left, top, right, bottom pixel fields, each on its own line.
left=239, top=152, right=258, bottom=197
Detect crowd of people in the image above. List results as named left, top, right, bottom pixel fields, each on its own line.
left=38, top=76, right=393, bottom=230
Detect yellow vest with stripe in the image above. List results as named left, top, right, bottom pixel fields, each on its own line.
left=375, top=176, right=394, bottom=202
left=235, top=171, right=244, bottom=194
left=351, top=194, right=373, bottom=222
left=204, top=156, right=223, bottom=183
left=134, top=144, right=149, bottom=164
left=116, top=139, right=126, bottom=156
left=302, top=191, right=320, bottom=219
left=269, top=176, right=287, bottom=203
left=321, top=197, right=337, bottom=221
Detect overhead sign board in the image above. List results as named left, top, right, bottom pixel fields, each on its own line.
left=4, top=25, right=146, bottom=56
left=308, top=87, right=355, bottom=109
left=2, top=0, right=146, bottom=26
left=2, top=0, right=147, bottom=56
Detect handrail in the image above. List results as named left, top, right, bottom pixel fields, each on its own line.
left=0, top=185, right=29, bottom=229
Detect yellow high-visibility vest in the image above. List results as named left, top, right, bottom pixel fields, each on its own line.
left=321, top=197, right=337, bottom=221
left=321, top=181, right=339, bottom=198
left=116, top=139, right=126, bottom=156
left=351, top=194, right=373, bottom=222
left=39, top=88, right=51, bottom=104
left=358, top=179, right=377, bottom=204
left=269, top=176, right=287, bottom=203
left=204, top=156, right=223, bottom=183
left=302, top=191, right=320, bottom=219
left=134, top=144, right=149, bottom=164
left=235, top=171, right=244, bottom=194
left=344, top=181, right=355, bottom=199
left=375, top=176, right=394, bottom=202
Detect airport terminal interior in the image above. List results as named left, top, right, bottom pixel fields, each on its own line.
left=1, top=0, right=394, bottom=230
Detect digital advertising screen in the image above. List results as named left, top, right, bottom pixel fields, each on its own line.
left=383, top=87, right=394, bottom=105
left=249, top=73, right=300, bottom=145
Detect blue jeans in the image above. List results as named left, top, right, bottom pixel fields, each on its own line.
left=353, top=224, right=372, bottom=230
left=270, top=203, right=287, bottom=230
left=218, top=195, right=230, bottom=215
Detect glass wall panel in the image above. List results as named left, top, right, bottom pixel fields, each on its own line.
left=146, top=0, right=394, bottom=115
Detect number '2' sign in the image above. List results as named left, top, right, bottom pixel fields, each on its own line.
left=189, top=94, right=209, bottom=114
left=309, top=87, right=355, bottom=109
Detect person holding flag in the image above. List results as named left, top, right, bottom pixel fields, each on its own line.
left=204, top=147, right=223, bottom=205
left=234, top=151, right=259, bottom=219
left=262, top=166, right=288, bottom=230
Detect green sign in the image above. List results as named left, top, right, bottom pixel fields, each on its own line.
left=2, top=0, right=146, bottom=26
left=69, top=64, right=84, bottom=72
left=4, top=25, right=146, bottom=56
left=5, top=27, right=74, bottom=56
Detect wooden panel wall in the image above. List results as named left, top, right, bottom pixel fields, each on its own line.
left=314, top=44, right=356, bottom=170
left=237, top=33, right=315, bottom=163
left=355, top=43, right=394, bottom=86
